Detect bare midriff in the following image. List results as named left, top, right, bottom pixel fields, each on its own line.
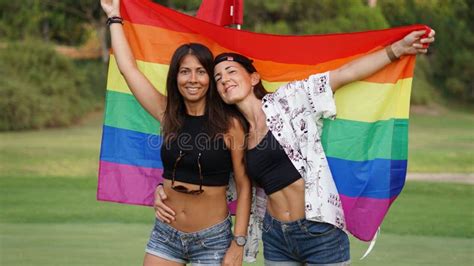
left=266, top=178, right=306, bottom=222
left=162, top=179, right=229, bottom=233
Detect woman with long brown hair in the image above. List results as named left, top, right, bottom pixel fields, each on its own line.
left=101, top=0, right=251, bottom=265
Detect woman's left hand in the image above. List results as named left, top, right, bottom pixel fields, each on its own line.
left=222, top=242, right=244, bottom=266
left=393, top=29, right=436, bottom=57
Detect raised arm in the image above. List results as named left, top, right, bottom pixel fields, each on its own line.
left=329, top=29, right=436, bottom=91
left=101, top=0, right=167, bottom=122
left=222, top=118, right=252, bottom=266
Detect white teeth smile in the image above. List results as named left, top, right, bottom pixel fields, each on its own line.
left=187, top=88, right=199, bottom=93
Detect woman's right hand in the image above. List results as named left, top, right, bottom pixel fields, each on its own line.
left=101, top=0, right=166, bottom=122
left=154, top=184, right=176, bottom=223
left=100, top=0, right=120, bottom=18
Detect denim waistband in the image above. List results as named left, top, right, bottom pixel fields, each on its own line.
left=264, top=212, right=313, bottom=230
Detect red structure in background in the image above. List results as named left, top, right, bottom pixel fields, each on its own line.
left=196, top=0, right=243, bottom=26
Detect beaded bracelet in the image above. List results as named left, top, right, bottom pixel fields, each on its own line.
left=106, top=16, right=123, bottom=26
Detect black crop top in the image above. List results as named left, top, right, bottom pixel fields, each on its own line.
left=245, top=131, right=302, bottom=195
left=161, top=114, right=232, bottom=186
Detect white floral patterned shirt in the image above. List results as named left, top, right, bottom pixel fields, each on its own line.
left=228, top=72, right=346, bottom=262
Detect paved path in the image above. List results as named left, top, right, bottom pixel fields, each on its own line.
left=406, top=173, right=474, bottom=184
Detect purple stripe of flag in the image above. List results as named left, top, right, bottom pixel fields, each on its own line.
left=340, top=195, right=397, bottom=241
left=97, top=161, right=163, bottom=206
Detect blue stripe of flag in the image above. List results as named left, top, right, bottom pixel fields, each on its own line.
left=100, top=125, right=164, bottom=169
left=328, top=157, right=407, bottom=199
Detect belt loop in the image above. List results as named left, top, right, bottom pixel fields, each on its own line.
left=297, top=219, right=304, bottom=231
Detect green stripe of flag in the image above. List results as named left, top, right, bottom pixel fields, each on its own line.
left=104, top=90, right=161, bottom=135
left=322, top=118, right=408, bottom=161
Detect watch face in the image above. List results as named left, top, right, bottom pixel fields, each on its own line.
left=235, top=236, right=246, bottom=246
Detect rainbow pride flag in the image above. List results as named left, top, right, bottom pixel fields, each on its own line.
left=97, top=0, right=426, bottom=241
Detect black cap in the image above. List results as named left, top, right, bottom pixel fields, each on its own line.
left=214, top=52, right=257, bottom=73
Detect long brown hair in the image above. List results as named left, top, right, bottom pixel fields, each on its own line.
left=162, top=43, right=244, bottom=143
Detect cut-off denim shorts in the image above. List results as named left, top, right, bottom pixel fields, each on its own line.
left=145, top=214, right=232, bottom=265
left=262, top=212, right=350, bottom=266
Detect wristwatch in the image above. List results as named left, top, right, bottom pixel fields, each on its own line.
left=233, top=235, right=247, bottom=246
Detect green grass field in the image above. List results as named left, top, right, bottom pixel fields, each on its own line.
left=408, top=108, right=474, bottom=173
left=1, top=109, right=473, bottom=265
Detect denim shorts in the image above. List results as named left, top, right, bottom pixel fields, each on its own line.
left=262, top=212, right=350, bottom=266
left=145, top=214, right=232, bottom=265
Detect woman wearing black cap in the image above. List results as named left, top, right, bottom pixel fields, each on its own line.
left=214, top=29, right=434, bottom=265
